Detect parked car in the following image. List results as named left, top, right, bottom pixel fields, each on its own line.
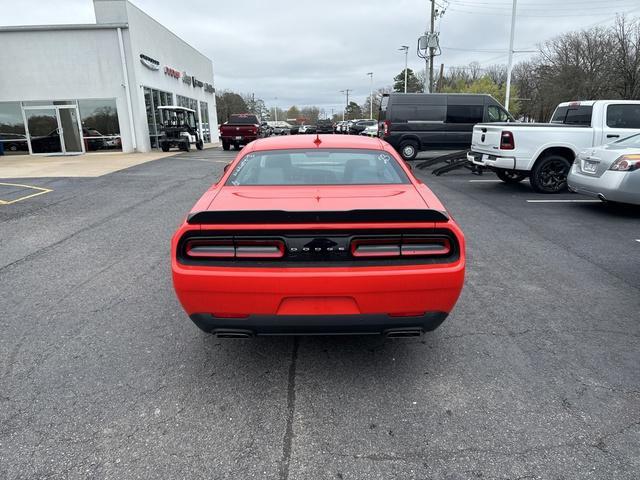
left=261, top=122, right=273, bottom=137
left=289, top=124, right=300, bottom=135
left=0, top=133, right=29, bottom=152
left=316, top=119, right=334, bottom=134
left=380, top=93, right=513, bottom=160
left=219, top=113, right=262, bottom=150
left=568, top=132, right=640, bottom=205
left=469, top=100, right=640, bottom=192
left=361, top=124, right=379, bottom=137
left=171, top=134, right=465, bottom=337
left=350, top=119, right=377, bottom=135
left=269, top=121, right=292, bottom=135
left=299, top=124, right=317, bottom=134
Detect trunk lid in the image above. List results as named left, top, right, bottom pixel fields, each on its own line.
left=206, top=185, right=430, bottom=212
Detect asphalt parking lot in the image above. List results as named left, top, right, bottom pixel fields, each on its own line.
left=1, top=147, right=639, bottom=479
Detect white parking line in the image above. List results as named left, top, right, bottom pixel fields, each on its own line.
left=468, top=179, right=502, bottom=183
left=636, top=239, right=640, bottom=243
left=526, top=199, right=602, bottom=203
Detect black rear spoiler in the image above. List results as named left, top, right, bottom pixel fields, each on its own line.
left=187, top=209, right=449, bottom=225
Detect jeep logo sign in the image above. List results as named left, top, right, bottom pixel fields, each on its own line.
left=139, top=54, right=160, bottom=71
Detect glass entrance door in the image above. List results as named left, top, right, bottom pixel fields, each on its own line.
left=58, top=106, right=83, bottom=154
left=24, top=105, right=84, bottom=155
left=25, top=108, right=62, bottom=154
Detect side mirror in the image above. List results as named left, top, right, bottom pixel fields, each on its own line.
left=223, top=163, right=231, bottom=173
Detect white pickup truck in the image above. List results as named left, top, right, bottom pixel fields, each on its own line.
left=468, top=100, right=640, bottom=193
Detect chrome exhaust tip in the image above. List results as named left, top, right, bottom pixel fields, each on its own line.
left=213, top=329, right=254, bottom=339
left=384, top=328, right=423, bottom=338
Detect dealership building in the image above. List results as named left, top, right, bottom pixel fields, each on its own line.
left=0, top=0, right=219, bottom=155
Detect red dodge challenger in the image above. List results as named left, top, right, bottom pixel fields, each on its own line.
left=171, top=135, right=465, bottom=338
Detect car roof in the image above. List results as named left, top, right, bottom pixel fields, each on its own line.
left=247, top=134, right=385, bottom=152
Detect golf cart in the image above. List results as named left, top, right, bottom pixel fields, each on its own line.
left=157, top=106, right=204, bottom=152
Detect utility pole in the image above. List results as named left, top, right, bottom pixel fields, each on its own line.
left=429, top=0, right=435, bottom=94
left=367, top=72, right=373, bottom=119
left=399, top=46, right=409, bottom=93
left=340, top=89, right=351, bottom=120
left=505, top=0, right=517, bottom=111
left=274, top=97, right=278, bottom=123
left=437, top=63, right=444, bottom=93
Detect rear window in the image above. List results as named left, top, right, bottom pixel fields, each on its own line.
left=226, top=149, right=410, bottom=186
left=606, top=104, right=640, bottom=129
left=446, top=105, right=484, bottom=124
left=229, top=114, right=259, bottom=124
left=550, top=105, right=593, bottom=125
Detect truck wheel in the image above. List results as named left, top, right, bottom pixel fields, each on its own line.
left=222, top=141, right=230, bottom=151
left=496, top=169, right=526, bottom=184
left=196, top=139, right=204, bottom=150
left=530, top=155, right=571, bottom=193
left=160, top=142, right=170, bottom=152
left=399, top=141, right=419, bottom=160
left=182, top=140, right=191, bottom=152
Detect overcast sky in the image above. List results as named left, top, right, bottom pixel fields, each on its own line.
left=2, top=0, right=640, bottom=114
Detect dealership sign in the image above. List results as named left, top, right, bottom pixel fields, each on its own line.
left=182, top=72, right=192, bottom=86
left=204, top=83, right=215, bottom=93
left=164, top=66, right=181, bottom=79
left=139, top=54, right=160, bottom=70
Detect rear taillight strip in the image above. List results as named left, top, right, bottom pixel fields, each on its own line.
left=185, top=239, right=284, bottom=259
left=350, top=237, right=451, bottom=258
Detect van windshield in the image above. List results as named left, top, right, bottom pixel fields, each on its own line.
left=379, top=96, right=389, bottom=121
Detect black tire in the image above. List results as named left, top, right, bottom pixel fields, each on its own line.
left=160, top=143, right=170, bottom=152
left=196, top=139, right=204, bottom=150
left=222, top=141, right=230, bottom=151
left=530, top=155, right=571, bottom=193
left=182, top=140, right=191, bottom=152
left=496, top=169, right=527, bottom=183
left=399, top=140, right=419, bottom=160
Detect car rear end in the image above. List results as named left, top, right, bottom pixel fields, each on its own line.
left=219, top=114, right=261, bottom=147
left=568, top=143, right=640, bottom=205
left=172, top=212, right=464, bottom=337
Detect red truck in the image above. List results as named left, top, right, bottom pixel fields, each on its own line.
left=219, top=114, right=262, bottom=150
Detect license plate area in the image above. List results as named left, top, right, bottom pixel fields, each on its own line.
left=582, top=160, right=598, bottom=174
left=235, top=136, right=243, bottom=140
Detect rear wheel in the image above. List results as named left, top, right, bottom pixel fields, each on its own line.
left=182, top=140, right=191, bottom=152
left=530, top=155, right=571, bottom=193
left=160, top=142, right=170, bottom=152
left=222, top=141, right=230, bottom=151
left=196, top=139, right=204, bottom=150
left=399, top=140, right=419, bottom=160
left=496, top=169, right=527, bottom=183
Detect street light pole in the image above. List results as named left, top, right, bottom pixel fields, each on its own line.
left=274, top=97, right=278, bottom=123
left=399, top=46, right=409, bottom=93
left=367, top=72, right=373, bottom=119
left=505, top=0, right=517, bottom=111
left=340, top=89, right=351, bottom=120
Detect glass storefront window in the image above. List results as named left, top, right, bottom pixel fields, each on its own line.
left=177, top=95, right=197, bottom=112
left=0, top=102, right=28, bottom=155
left=144, top=87, right=173, bottom=149
left=78, top=99, right=121, bottom=151
left=200, top=101, right=211, bottom=143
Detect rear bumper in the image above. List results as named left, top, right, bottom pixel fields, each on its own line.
left=172, top=262, right=464, bottom=324
left=568, top=165, right=640, bottom=205
left=220, top=135, right=257, bottom=144
left=468, top=151, right=517, bottom=170
left=190, top=311, right=448, bottom=336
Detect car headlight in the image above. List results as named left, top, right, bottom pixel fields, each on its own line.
left=609, top=154, right=640, bottom=172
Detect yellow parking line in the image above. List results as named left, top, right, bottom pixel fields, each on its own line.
left=0, top=182, right=53, bottom=205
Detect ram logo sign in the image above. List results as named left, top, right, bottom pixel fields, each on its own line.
left=139, top=54, right=160, bottom=71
